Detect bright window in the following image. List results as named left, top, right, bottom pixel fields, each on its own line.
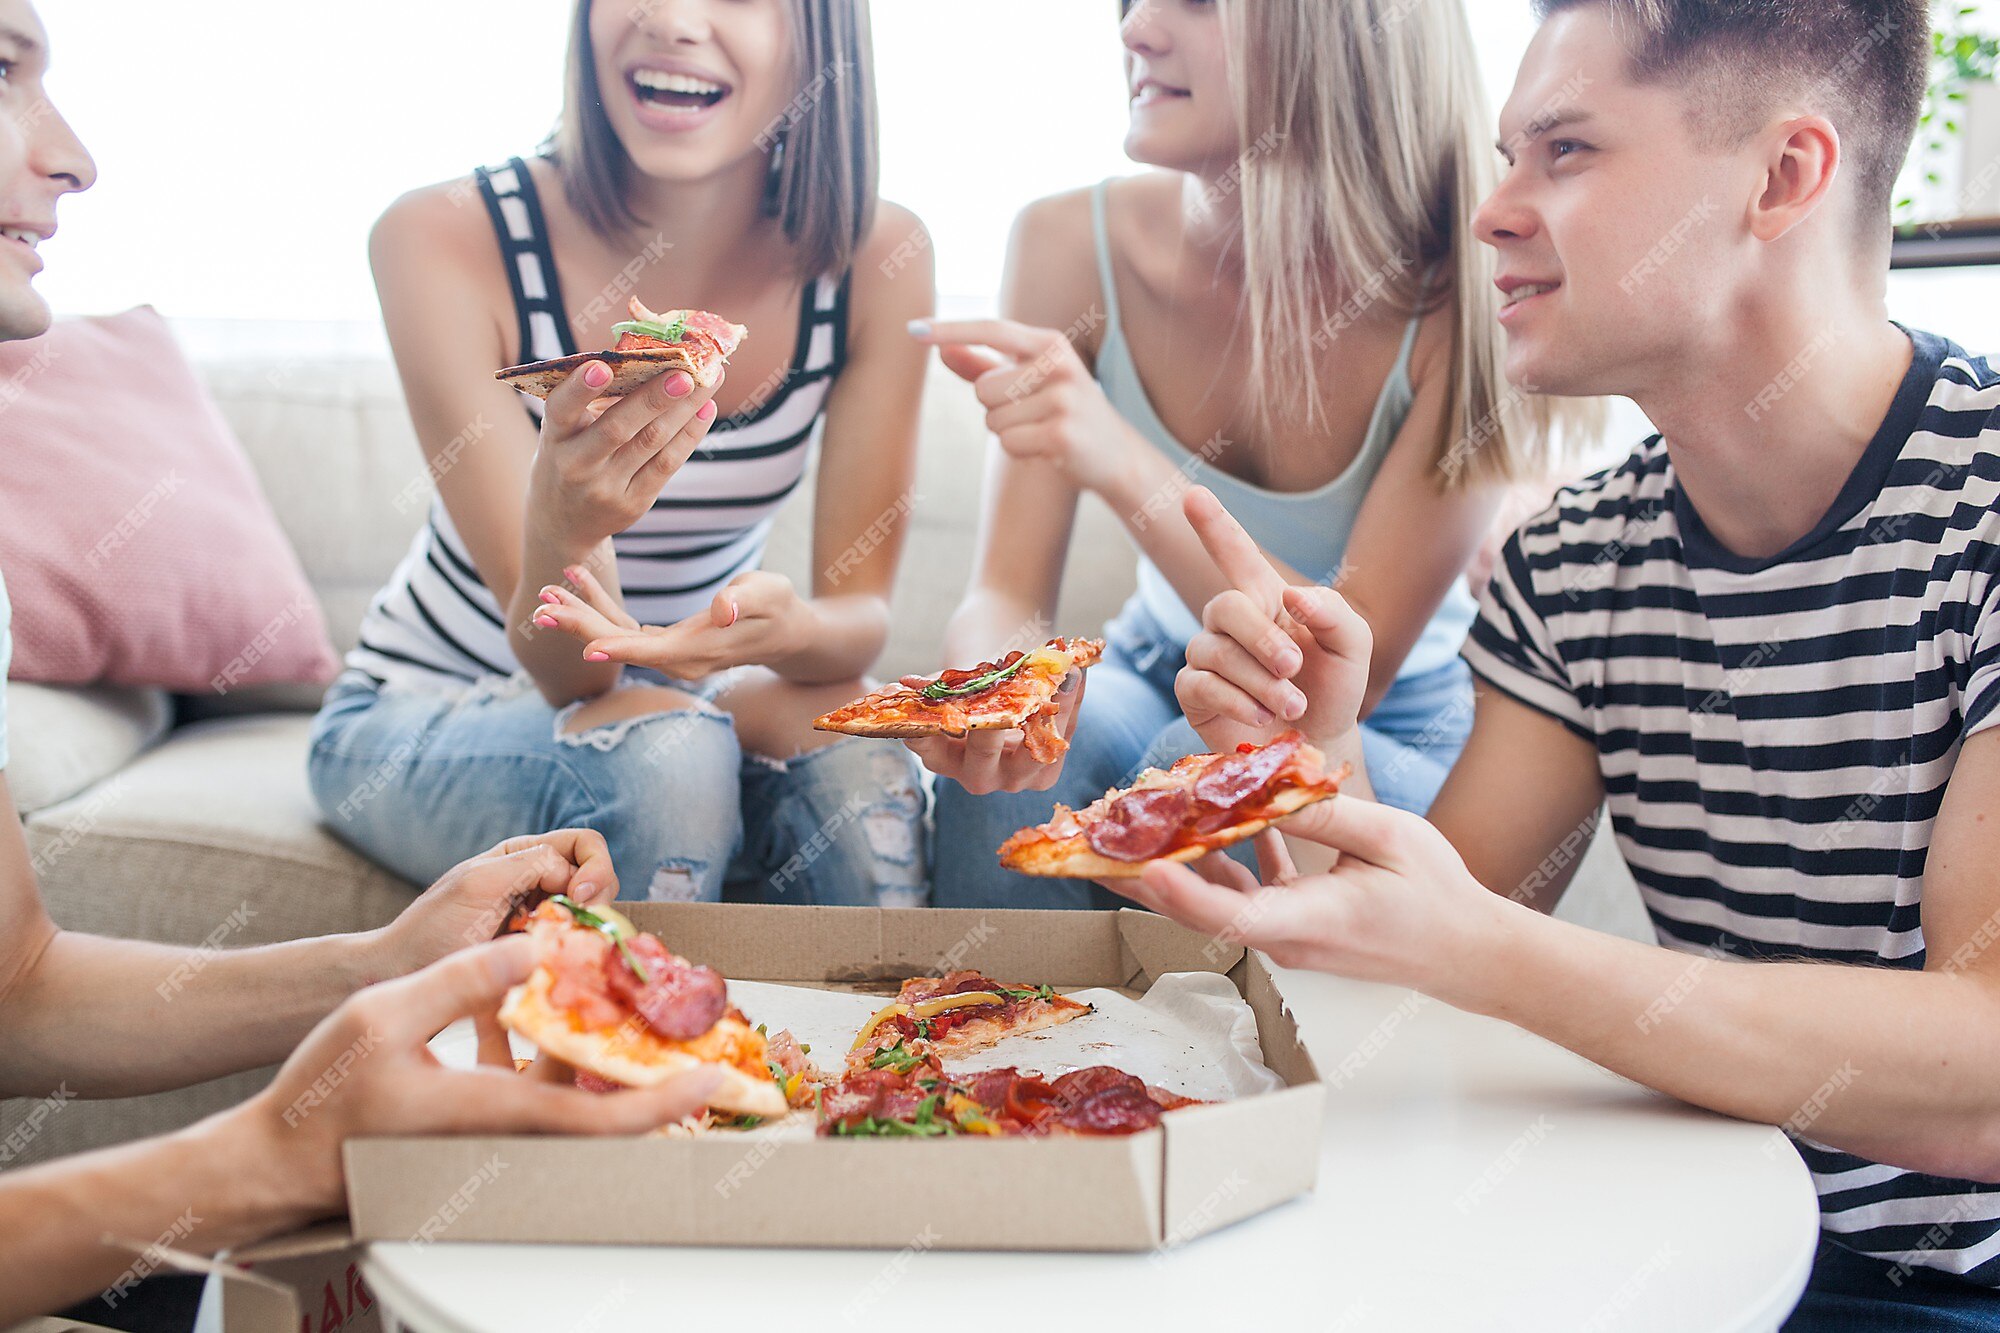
left=33, top=2, right=1542, bottom=332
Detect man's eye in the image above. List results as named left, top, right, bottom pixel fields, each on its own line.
left=1550, top=140, right=1588, bottom=161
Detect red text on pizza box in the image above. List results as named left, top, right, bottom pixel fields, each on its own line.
left=342, top=903, right=1326, bottom=1253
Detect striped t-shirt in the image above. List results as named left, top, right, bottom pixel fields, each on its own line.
left=346, top=157, right=850, bottom=690
left=1462, top=327, right=2000, bottom=1284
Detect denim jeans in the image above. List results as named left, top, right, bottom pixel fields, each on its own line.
left=930, top=596, right=1474, bottom=910
left=307, top=670, right=926, bottom=906
left=1783, top=1237, right=2000, bottom=1331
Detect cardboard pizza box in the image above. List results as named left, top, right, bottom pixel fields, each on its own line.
left=340, top=903, right=1325, bottom=1253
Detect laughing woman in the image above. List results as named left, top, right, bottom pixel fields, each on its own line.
left=308, top=0, right=932, bottom=905
left=912, top=0, right=1556, bottom=908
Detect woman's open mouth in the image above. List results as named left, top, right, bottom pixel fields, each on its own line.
left=628, top=68, right=732, bottom=118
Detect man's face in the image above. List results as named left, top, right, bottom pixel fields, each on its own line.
left=1474, top=9, right=1768, bottom=399
left=0, top=0, right=92, bottom=342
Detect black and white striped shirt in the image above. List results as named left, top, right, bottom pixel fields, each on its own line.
left=347, top=156, right=849, bottom=689
left=1463, top=327, right=2000, bottom=1284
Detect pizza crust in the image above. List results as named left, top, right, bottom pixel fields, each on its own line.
left=999, top=784, right=1340, bottom=880
left=495, top=347, right=711, bottom=400
left=498, top=970, right=786, bottom=1119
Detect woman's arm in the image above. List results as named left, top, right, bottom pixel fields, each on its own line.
left=768, top=203, right=936, bottom=684
left=938, top=192, right=1102, bottom=665
left=370, top=181, right=718, bottom=707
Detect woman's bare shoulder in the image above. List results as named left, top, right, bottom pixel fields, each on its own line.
left=370, top=174, right=498, bottom=277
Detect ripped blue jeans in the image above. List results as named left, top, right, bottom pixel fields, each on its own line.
left=306, top=670, right=926, bottom=906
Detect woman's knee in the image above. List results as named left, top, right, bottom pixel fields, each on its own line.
left=749, top=737, right=927, bottom=907
left=557, top=703, right=745, bottom=901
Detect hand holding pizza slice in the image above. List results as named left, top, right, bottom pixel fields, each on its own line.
left=998, top=729, right=1348, bottom=879
left=498, top=897, right=787, bottom=1119
left=496, top=298, right=747, bottom=400
left=814, top=638, right=1105, bottom=793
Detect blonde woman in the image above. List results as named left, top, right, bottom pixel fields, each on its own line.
left=309, top=0, right=933, bottom=905
left=911, top=0, right=1541, bottom=908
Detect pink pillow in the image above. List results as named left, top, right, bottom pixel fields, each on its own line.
left=0, top=307, right=338, bottom=693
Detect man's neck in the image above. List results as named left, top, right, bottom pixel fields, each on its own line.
left=1634, top=303, right=1914, bottom=561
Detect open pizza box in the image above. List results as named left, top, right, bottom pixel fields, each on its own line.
left=341, top=901, right=1326, bottom=1254
left=173, top=904, right=1318, bottom=1330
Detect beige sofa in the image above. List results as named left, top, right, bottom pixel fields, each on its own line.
left=2, top=352, right=1647, bottom=1165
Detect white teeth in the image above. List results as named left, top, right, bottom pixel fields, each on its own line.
left=0, top=228, right=36, bottom=249
left=1505, top=282, right=1556, bottom=307
left=632, top=69, right=725, bottom=97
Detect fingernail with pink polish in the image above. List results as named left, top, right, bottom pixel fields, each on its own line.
left=535, top=614, right=558, bottom=629
left=585, top=651, right=610, bottom=662
left=584, top=362, right=611, bottom=389
left=665, top=373, right=692, bottom=398
left=697, top=400, right=718, bottom=421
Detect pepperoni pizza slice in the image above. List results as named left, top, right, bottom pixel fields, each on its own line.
left=812, top=637, right=1105, bottom=763
left=845, top=970, right=1093, bottom=1074
left=498, top=897, right=786, bottom=1118
left=997, top=730, right=1348, bottom=879
left=496, top=298, right=747, bottom=399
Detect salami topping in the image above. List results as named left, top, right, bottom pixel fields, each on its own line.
left=1058, top=1084, right=1164, bottom=1135
left=1051, top=1066, right=1147, bottom=1105
left=1085, top=785, right=1194, bottom=862
left=603, top=935, right=728, bottom=1042
left=1194, top=732, right=1302, bottom=810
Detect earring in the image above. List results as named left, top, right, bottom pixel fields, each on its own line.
left=762, top=130, right=788, bottom=218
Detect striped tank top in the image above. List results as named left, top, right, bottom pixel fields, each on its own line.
left=346, top=156, right=850, bottom=690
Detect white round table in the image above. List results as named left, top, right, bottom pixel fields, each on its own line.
left=364, top=967, right=1821, bottom=1332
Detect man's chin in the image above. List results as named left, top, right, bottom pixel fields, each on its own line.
left=1504, top=339, right=1607, bottom=402
left=0, top=287, right=53, bottom=344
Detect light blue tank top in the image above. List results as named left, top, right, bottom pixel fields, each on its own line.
left=1089, top=180, right=1477, bottom=679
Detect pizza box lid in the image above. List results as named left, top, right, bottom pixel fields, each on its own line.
left=340, top=904, right=1325, bottom=1253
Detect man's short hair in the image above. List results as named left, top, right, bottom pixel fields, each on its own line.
left=1533, top=1, right=1931, bottom=226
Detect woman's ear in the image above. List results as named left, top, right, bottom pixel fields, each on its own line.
left=1750, top=114, right=1842, bottom=244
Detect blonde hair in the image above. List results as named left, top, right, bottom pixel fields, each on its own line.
left=552, top=0, right=878, bottom=282
left=1219, top=0, right=1557, bottom=484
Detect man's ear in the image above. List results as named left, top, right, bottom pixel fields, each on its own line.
left=1750, top=115, right=1842, bottom=243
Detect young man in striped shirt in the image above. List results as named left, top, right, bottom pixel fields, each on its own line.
left=1112, top=1, right=2000, bottom=1324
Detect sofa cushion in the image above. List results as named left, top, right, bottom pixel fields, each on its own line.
left=199, top=357, right=432, bottom=660
left=5, top=681, right=171, bottom=816
left=27, top=713, right=416, bottom=946
left=0, top=308, right=340, bottom=693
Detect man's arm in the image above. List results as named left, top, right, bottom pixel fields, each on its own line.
left=0, top=939, right=719, bottom=1322
left=1466, top=726, right=2000, bottom=1181
left=1125, top=730, right=2000, bottom=1185
left=0, top=777, right=619, bottom=1099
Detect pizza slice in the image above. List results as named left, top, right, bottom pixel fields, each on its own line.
left=812, top=637, right=1105, bottom=763
left=997, top=729, right=1348, bottom=879
left=498, top=897, right=786, bottom=1118
left=845, top=969, right=1093, bottom=1073
left=819, top=1063, right=1205, bottom=1138
left=495, top=298, right=746, bottom=399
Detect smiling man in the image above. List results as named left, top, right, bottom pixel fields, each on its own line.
left=0, top=3, right=718, bottom=1323
left=1122, top=1, right=2000, bottom=1327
